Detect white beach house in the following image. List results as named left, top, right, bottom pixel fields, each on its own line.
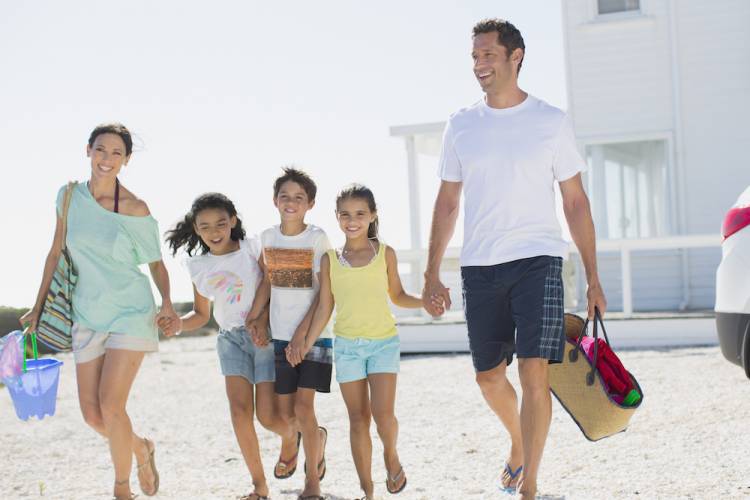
left=391, top=0, right=749, bottom=317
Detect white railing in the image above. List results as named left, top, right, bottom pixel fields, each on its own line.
left=575, top=234, right=721, bottom=316
left=396, top=234, right=721, bottom=318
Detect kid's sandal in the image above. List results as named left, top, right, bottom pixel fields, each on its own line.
left=500, top=462, right=523, bottom=493
left=304, top=426, right=328, bottom=481
left=386, top=466, right=407, bottom=494
left=274, top=431, right=301, bottom=479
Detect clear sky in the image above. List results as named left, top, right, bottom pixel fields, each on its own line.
left=0, top=1, right=567, bottom=307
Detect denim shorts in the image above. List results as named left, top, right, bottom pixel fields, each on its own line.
left=216, top=326, right=275, bottom=385
left=334, top=335, right=400, bottom=384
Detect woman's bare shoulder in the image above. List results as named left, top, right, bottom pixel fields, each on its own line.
left=118, top=184, right=151, bottom=217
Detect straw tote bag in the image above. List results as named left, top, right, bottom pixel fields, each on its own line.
left=36, top=182, right=78, bottom=351
left=549, top=310, right=644, bottom=441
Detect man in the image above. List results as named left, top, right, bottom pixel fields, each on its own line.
left=422, top=18, right=606, bottom=499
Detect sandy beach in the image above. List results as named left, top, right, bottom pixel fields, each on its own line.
left=2, top=334, right=750, bottom=500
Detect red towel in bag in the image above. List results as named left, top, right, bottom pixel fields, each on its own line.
left=577, top=337, right=634, bottom=404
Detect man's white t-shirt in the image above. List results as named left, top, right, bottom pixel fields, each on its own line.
left=261, top=224, right=332, bottom=342
left=438, top=94, right=586, bottom=266
left=185, top=237, right=262, bottom=331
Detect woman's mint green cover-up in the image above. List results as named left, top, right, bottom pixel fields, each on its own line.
left=56, top=182, right=162, bottom=339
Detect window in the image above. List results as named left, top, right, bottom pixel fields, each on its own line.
left=597, top=0, right=640, bottom=15
left=586, top=140, right=670, bottom=239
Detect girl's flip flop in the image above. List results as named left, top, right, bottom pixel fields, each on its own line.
left=386, top=466, right=407, bottom=494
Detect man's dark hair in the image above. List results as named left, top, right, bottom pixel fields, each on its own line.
left=472, top=18, right=525, bottom=74
left=273, top=166, right=317, bottom=201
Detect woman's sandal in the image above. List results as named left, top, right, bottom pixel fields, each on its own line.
left=136, top=438, right=160, bottom=496
left=239, top=494, right=269, bottom=500
left=386, top=466, right=407, bottom=494
left=113, top=478, right=137, bottom=500
left=274, top=431, right=301, bottom=479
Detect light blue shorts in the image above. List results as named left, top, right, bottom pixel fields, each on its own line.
left=217, top=327, right=275, bottom=385
left=334, top=335, right=400, bottom=384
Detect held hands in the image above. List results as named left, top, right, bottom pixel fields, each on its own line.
left=285, top=330, right=310, bottom=367
left=246, top=316, right=270, bottom=347
left=421, top=275, right=449, bottom=317
left=156, top=304, right=181, bottom=337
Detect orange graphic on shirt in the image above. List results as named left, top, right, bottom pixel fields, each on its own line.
left=264, top=247, right=314, bottom=288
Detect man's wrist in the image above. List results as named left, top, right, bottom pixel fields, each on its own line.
left=424, top=269, right=441, bottom=281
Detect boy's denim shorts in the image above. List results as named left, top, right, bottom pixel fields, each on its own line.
left=216, top=326, right=275, bottom=385
left=333, top=335, right=400, bottom=384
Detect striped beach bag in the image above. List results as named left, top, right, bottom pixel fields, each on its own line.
left=549, top=310, right=643, bottom=441
left=36, top=182, right=78, bottom=351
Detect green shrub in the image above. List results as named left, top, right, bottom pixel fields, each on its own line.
left=0, top=306, right=27, bottom=336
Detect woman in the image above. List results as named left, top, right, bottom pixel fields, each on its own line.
left=21, top=123, right=179, bottom=500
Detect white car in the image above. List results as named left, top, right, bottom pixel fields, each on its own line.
left=716, top=185, right=750, bottom=378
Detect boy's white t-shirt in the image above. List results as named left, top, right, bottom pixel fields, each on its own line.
left=185, top=237, right=262, bottom=331
left=261, top=224, right=332, bottom=341
left=438, top=94, right=586, bottom=266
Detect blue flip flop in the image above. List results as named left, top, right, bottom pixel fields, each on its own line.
left=500, top=463, right=523, bottom=493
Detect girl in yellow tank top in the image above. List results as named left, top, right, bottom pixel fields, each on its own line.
left=301, top=184, right=425, bottom=499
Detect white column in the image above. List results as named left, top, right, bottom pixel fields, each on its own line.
left=591, top=145, right=609, bottom=237
left=405, top=135, right=423, bottom=295
left=406, top=135, right=421, bottom=250
left=620, top=247, right=633, bottom=317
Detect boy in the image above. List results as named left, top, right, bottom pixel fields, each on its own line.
left=249, top=167, right=331, bottom=500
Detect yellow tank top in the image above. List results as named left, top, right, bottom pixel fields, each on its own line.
left=328, top=243, right=397, bottom=340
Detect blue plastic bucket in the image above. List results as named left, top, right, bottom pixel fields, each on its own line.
left=7, top=357, right=63, bottom=421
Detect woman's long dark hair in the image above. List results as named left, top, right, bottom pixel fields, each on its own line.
left=336, top=184, right=379, bottom=239
left=165, top=193, right=246, bottom=256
